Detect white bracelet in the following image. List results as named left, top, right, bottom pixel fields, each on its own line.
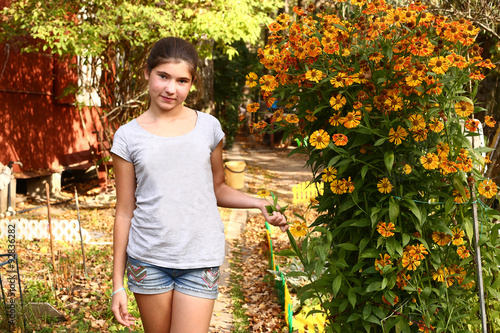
left=111, top=287, right=125, bottom=297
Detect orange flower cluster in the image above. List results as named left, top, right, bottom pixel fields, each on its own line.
left=432, top=264, right=471, bottom=288
left=401, top=243, right=428, bottom=271
left=246, top=1, right=499, bottom=330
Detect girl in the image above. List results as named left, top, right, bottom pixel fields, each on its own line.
left=110, top=37, right=288, bottom=333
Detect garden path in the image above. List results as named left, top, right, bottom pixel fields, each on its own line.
left=210, top=137, right=313, bottom=332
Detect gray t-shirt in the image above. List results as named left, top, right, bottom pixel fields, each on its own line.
left=111, top=111, right=226, bottom=269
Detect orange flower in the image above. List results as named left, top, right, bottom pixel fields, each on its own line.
left=401, top=255, right=420, bottom=271
left=428, top=56, right=449, bottom=74
left=452, top=228, right=465, bottom=246
left=304, top=37, right=322, bottom=58
left=374, top=253, right=392, bottom=273
left=453, top=188, right=470, bottom=204
left=305, top=69, right=324, bottom=83
left=465, top=118, right=479, bottom=132
left=322, top=166, right=337, bottom=182
left=259, top=75, right=279, bottom=92
left=330, top=179, right=347, bottom=194
left=402, top=164, right=412, bottom=174
left=396, top=272, right=411, bottom=289
left=470, top=70, right=485, bottom=80
left=382, top=295, right=399, bottom=306
left=432, top=266, right=446, bottom=282
left=429, top=118, right=444, bottom=133
left=420, top=153, right=439, bottom=170
left=388, top=126, right=408, bottom=145
left=332, top=133, right=348, bottom=146
left=268, top=21, right=282, bottom=33
left=457, top=246, right=470, bottom=259
left=246, top=102, right=260, bottom=113
left=330, top=72, right=348, bottom=88
left=245, top=72, right=258, bottom=88
left=432, top=231, right=451, bottom=246
left=290, top=220, right=308, bottom=237
left=343, top=111, right=362, bottom=129
left=478, top=179, right=498, bottom=198
left=309, top=129, right=330, bottom=149
left=406, top=243, right=428, bottom=260
left=408, top=114, right=426, bottom=131
left=330, top=94, right=347, bottom=110
left=377, top=221, right=395, bottom=237
left=329, top=113, right=343, bottom=126
left=485, top=116, right=496, bottom=127
left=377, top=178, right=393, bottom=194
left=305, top=110, right=317, bottom=122
left=412, top=129, right=428, bottom=142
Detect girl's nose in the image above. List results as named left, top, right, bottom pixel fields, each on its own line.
left=164, top=80, right=176, bottom=93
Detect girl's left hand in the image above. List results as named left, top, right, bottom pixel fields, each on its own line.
left=262, top=209, right=289, bottom=232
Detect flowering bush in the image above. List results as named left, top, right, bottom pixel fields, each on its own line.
left=248, top=1, right=500, bottom=331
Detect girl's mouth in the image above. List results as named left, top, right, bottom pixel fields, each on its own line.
left=161, top=96, right=175, bottom=102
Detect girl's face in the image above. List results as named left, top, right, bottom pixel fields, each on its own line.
left=145, top=61, right=193, bottom=113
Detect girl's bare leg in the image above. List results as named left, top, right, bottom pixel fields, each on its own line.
left=169, top=291, right=215, bottom=333
left=134, top=291, right=174, bottom=333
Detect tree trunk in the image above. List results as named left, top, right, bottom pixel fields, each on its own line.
left=191, top=38, right=215, bottom=114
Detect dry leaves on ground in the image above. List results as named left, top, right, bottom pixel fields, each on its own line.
left=229, top=213, right=288, bottom=333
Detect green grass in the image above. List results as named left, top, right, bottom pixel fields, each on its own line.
left=228, top=241, right=251, bottom=333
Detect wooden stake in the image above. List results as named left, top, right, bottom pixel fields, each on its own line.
left=74, top=187, right=88, bottom=277
left=45, top=183, right=56, bottom=276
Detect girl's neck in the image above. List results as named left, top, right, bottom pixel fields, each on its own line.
left=146, top=105, right=192, bottom=121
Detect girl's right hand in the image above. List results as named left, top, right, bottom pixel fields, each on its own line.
left=111, top=290, right=136, bottom=327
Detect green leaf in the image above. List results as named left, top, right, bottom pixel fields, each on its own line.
left=275, top=249, right=298, bottom=257
left=463, top=218, right=474, bottom=242
left=366, top=281, right=382, bottom=292
left=389, top=197, right=399, bottom=223
left=444, top=197, right=455, bottom=216
left=332, top=275, right=342, bottom=296
left=361, top=164, right=369, bottom=180
left=286, top=271, right=308, bottom=278
left=403, top=199, right=421, bottom=223
left=374, top=137, right=387, bottom=146
left=362, top=302, right=372, bottom=320
left=337, top=243, right=358, bottom=251
left=384, top=150, right=394, bottom=174
left=348, top=288, right=357, bottom=308
left=402, top=233, right=410, bottom=247
left=386, top=236, right=396, bottom=256
left=490, top=223, right=500, bottom=245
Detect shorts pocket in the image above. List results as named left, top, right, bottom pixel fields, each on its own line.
left=202, top=267, right=220, bottom=291
left=127, top=257, right=148, bottom=285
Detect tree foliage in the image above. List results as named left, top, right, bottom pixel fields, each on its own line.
left=0, top=0, right=281, bottom=149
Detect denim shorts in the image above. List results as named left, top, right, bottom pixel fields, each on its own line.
left=126, top=256, right=220, bottom=300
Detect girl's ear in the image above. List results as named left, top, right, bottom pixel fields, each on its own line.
left=144, top=68, right=151, bottom=81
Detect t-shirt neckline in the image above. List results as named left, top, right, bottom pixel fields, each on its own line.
left=132, top=110, right=199, bottom=139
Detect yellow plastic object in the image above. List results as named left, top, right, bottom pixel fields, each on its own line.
left=292, top=181, right=324, bottom=205
left=224, top=161, right=246, bottom=189
left=294, top=304, right=326, bottom=333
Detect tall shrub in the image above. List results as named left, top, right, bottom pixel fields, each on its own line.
left=248, top=1, right=500, bottom=331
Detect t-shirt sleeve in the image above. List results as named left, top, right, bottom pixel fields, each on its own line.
left=212, top=117, right=225, bottom=151
left=110, top=126, right=132, bottom=162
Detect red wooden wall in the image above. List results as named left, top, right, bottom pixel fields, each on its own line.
left=0, top=43, right=102, bottom=179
